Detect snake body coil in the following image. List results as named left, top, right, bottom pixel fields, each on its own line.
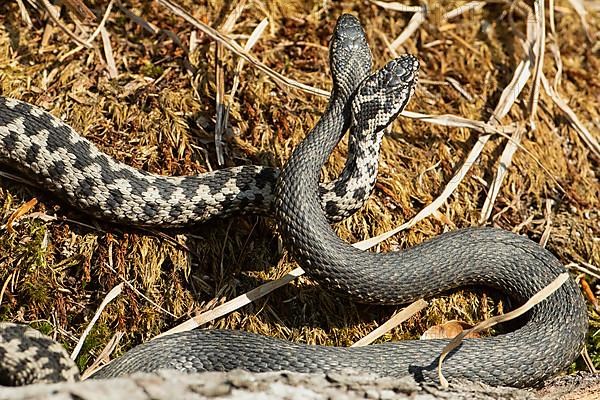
left=0, top=14, right=588, bottom=389
left=271, top=21, right=587, bottom=386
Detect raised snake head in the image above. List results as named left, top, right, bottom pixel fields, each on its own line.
left=329, top=14, right=373, bottom=100
left=351, top=54, right=420, bottom=134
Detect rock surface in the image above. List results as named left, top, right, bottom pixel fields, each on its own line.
left=0, top=370, right=598, bottom=400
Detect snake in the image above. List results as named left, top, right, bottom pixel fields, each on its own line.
left=0, top=14, right=588, bottom=389
left=0, top=23, right=379, bottom=226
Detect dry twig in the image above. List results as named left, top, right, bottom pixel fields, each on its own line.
left=351, top=300, right=428, bottom=347
left=437, top=273, right=570, bottom=387
left=156, top=0, right=328, bottom=97
left=39, top=0, right=93, bottom=48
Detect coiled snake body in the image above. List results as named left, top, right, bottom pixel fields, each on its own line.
left=0, top=14, right=588, bottom=388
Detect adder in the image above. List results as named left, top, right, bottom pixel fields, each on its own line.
left=0, top=14, right=587, bottom=389
left=1, top=14, right=408, bottom=385
left=93, top=16, right=587, bottom=388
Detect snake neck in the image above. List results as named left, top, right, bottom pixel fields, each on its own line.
left=278, top=90, right=351, bottom=187
left=274, top=84, right=359, bottom=248
left=318, top=122, right=385, bottom=220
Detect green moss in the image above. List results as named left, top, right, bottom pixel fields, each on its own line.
left=588, top=310, right=600, bottom=369
left=30, top=321, right=54, bottom=336
left=75, top=323, right=112, bottom=370
left=141, top=62, right=164, bottom=79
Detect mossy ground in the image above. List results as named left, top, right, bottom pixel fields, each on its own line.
left=0, top=0, right=598, bottom=377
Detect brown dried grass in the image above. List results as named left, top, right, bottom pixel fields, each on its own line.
left=0, top=0, right=598, bottom=375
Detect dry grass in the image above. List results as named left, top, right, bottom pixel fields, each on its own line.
left=0, top=0, right=598, bottom=377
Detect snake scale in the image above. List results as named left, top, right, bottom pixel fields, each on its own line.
left=0, top=14, right=588, bottom=389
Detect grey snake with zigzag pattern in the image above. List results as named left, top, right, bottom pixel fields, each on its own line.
left=0, top=14, right=588, bottom=389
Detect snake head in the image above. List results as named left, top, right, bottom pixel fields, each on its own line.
left=329, top=14, right=373, bottom=99
left=351, top=54, right=419, bottom=133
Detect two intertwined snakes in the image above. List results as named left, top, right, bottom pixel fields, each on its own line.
left=0, top=14, right=588, bottom=388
